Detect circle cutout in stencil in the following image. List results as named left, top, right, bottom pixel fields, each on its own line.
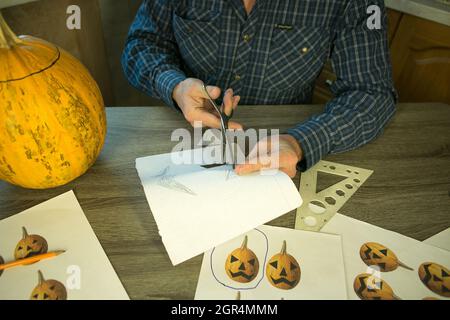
left=304, top=216, right=317, bottom=227
left=325, top=197, right=336, bottom=205
left=345, top=184, right=354, bottom=190
left=308, top=201, right=326, bottom=214
left=336, top=190, right=345, bottom=197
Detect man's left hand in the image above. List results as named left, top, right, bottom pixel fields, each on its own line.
left=235, top=135, right=303, bottom=178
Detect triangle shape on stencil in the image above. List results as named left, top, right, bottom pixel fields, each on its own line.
left=315, top=171, right=347, bottom=193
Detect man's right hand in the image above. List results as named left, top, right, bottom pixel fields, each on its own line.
left=172, top=78, right=243, bottom=129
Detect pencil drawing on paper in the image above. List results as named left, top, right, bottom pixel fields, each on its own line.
left=153, top=166, right=197, bottom=196
left=225, top=168, right=238, bottom=181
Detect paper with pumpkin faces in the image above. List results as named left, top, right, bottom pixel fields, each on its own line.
left=423, top=228, right=450, bottom=252
left=136, top=147, right=302, bottom=266
left=195, top=225, right=347, bottom=300
left=0, top=191, right=129, bottom=300
left=321, top=213, right=450, bottom=300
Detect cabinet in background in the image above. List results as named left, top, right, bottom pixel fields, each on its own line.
left=313, top=9, right=450, bottom=105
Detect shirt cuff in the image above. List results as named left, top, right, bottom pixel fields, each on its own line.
left=155, top=70, right=187, bottom=109
left=286, top=121, right=331, bottom=171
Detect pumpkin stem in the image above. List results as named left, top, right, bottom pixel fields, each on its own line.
left=0, top=12, right=21, bottom=49
left=38, top=270, right=45, bottom=285
left=281, top=240, right=287, bottom=254
left=398, top=260, right=414, bottom=271
left=22, top=226, right=29, bottom=239
left=240, top=235, right=248, bottom=249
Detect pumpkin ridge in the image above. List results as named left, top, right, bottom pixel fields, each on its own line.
left=0, top=46, right=60, bottom=83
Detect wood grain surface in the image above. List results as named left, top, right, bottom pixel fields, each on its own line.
left=0, top=103, right=449, bottom=299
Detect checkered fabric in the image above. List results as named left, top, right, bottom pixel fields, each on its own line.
left=122, top=0, right=397, bottom=170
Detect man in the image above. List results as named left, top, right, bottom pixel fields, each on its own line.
left=122, top=0, right=396, bottom=177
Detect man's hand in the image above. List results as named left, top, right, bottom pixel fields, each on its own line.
left=235, top=135, right=303, bottom=178
left=172, top=78, right=243, bottom=129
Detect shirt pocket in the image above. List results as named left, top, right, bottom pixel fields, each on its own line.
left=173, top=11, right=220, bottom=77
left=264, top=25, right=331, bottom=92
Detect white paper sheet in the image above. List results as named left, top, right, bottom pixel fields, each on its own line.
left=424, top=228, right=450, bottom=251
left=136, top=148, right=302, bottom=266
left=322, top=214, right=450, bottom=300
left=0, top=191, right=129, bottom=300
left=194, top=225, right=347, bottom=300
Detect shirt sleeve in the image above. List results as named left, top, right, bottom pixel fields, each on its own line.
left=287, top=0, right=397, bottom=171
left=121, top=0, right=186, bottom=108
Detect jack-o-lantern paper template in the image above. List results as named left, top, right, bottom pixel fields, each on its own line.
left=418, top=262, right=450, bottom=298
left=14, top=227, right=48, bottom=261
left=195, top=225, right=346, bottom=300
left=266, top=241, right=301, bottom=290
left=359, top=242, right=412, bottom=272
left=321, top=214, right=450, bottom=300
left=30, top=270, right=67, bottom=300
left=225, top=236, right=259, bottom=283
left=0, top=191, right=129, bottom=300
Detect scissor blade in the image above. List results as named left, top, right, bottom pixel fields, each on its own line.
left=200, top=163, right=228, bottom=169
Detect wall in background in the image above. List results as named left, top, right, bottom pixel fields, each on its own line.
left=98, top=0, right=162, bottom=106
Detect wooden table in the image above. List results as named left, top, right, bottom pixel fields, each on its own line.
left=0, top=103, right=449, bottom=299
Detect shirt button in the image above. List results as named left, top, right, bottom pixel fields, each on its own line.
left=243, top=34, right=251, bottom=43
left=234, top=74, right=241, bottom=81
left=301, top=47, right=309, bottom=55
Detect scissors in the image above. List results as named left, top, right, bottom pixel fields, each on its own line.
left=201, top=84, right=235, bottom=169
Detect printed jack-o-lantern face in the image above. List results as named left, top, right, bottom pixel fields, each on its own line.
left=354, top=273, right=400, bottom=300
left=266, top=241, right=301, bottom=290
left=418, top=262, right=450, bottom=298
left=30, top=270, right=67, bottom=300
left=225, top=236, right=259, bottom=283
left=359, top=242, right=412, bottom=272
left=14, top=227, right=48, bottom=261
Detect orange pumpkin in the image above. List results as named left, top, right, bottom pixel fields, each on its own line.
left=14, top=227, right=48, bottom=261
left=266, top=241, right=301, bottom=290
left=30, top=270, right=67, bottom=300
left=418, top=262, right=450, bottom=298
left=359, top=242, right=412, bottom=272
left=354, top=273, right=400, bottom=300
left=225, top=236, right=259, bottom=283
left=0, top=13, right=106, bottom=189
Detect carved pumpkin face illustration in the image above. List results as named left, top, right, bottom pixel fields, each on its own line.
left=418, top=262, right=450, bottom=298
left=30, top=270, right=67, bottom=300
left=225, top=236, right=259, bottom=283
left=14, top=227, right=48, bottom=261
left=354, top=273, right=400, bottom=300
left=359, top=242, right=412, bottom=272
left=266, top=241, right=301, bottom=290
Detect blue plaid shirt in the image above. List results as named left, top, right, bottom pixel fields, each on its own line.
left=122, top=0, right=396, bottom=170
